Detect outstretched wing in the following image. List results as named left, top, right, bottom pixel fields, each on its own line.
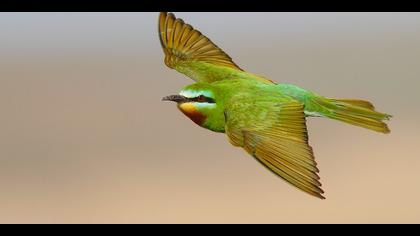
left=225, top=100, right=325, bottom=199
left=158, top=12, right=245, bottom=83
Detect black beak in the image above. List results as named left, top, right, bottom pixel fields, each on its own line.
left=162, top=95, right=189, bottom=103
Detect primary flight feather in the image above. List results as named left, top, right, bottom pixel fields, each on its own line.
left=159, top=12, right=391, bottom=199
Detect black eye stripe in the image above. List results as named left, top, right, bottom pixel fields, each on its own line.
left=191, top=95, right=215, bottom=103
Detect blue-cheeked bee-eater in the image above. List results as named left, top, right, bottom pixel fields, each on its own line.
left=159, top=12, right=391, bottom=199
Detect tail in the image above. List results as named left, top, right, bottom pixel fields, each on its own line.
left=312, top=97, right=392, bottom=134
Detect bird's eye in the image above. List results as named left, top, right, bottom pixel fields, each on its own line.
left=197, top=95, right=206, bottom=102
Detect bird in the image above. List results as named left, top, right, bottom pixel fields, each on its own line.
left=158, top=12, right=391, bottom=199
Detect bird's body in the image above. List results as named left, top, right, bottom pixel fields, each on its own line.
left=158, top=12, right=391, bottom=199
left=178, top=80, right=303, bottom=132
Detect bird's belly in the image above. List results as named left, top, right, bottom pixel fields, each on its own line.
left=304, top=111, right=323, bottom=117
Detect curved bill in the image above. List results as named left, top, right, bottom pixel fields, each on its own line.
left=162, top=95, right=189, bottom=103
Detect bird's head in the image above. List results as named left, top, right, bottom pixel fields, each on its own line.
left=162, top=83, right=225, bottom=131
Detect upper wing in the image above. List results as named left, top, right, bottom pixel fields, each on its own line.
left=225, top=100, right=325, bottom=199
left=158, top=12, right=244, bottom=83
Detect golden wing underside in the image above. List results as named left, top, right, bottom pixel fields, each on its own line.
left=158, top=12, right=244, bottom=82
left=226, top=101, right=325, bottom=199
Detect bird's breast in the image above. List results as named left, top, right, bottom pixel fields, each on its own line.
left=178, top=103, right=207, bottom=126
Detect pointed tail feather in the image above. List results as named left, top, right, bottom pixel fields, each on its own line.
left=314, top=97, right=392, bottom=133
left=331, top=99, right=375, bottom=110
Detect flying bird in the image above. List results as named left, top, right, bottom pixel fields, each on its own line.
left=158, top=12, right=391, bottom=199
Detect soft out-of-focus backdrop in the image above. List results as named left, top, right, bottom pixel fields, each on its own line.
left=0, top=12, right=419, bottom=223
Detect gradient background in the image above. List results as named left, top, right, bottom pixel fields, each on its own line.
left=0, top=12, right=419, bottom=223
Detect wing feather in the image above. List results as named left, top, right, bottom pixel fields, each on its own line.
left=225, top=101, right=325, bottom=199
left=158, top=12, right=244, bottom=83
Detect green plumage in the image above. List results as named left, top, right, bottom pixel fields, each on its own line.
left=159, top=12, right=391, bottom=199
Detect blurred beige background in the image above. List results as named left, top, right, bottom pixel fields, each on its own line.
left=0, top=12, right=419, bottom=223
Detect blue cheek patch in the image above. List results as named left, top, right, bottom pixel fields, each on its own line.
left=194, top=103, right=217, bottom=109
